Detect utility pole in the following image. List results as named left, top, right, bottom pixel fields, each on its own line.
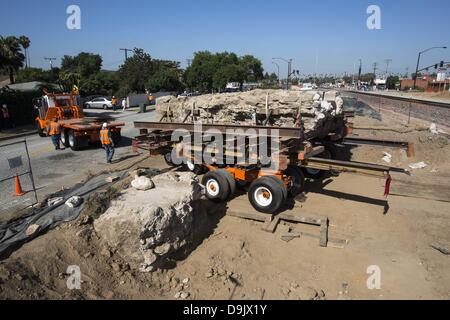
left=44, top=57, right=56, bottom=70
left=384, top=59, right=392, bottom=76
left=357, top=59, right=362, bottom=90
left=120, top=48, right=133, bottom=61
left=273, top=57, right=293, bottom=90
left=272, top=61, right=280, bottom=86
left=372, top=62, right=378, bottom=77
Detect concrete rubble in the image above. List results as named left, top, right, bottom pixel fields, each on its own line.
left=94, top=172, right=203, bottom=272
left=156, top=89, right=344, bottom=132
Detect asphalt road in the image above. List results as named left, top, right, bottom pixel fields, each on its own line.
left=0, top=109, right=157, bottom=213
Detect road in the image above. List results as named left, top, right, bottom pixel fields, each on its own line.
left=0, top=109, right=157, bottom=214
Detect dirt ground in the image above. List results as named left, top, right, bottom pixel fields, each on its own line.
left=1, top=109, right=449, bottom=300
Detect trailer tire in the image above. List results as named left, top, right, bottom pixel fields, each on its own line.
left=163, top=151, right=176, bottom=167
left=60, top=129, right=69, bottom=147
left=284, top=166, right=305, bottom=197
left=68, top=130, right=82, bottom=151
left=215, top=169, right=236, bottom=199
left=186, top=159, right=206, bottom=175
left=265, top=175, right=288, bottom=202
left=248, top=176, right=285, bottom=214
left=36, top=120, right=46, bottom=137
left=202, top=171, right=230, bottom=201
left=302, top=144, right=336, bottom=179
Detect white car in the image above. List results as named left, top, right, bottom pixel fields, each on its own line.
left=84, top=97, right=112, bottom=109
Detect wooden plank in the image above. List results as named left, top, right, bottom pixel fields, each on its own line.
left=263, top=216, right=280, bottom=233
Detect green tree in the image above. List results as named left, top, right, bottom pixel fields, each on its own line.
left=79, top=71, right=119, bottom=96
left=386, top=76, right=400, bottom=90
left=146, top=67, right=183, bottom=92
left=61, top=52, right=102, bottom=78
left=213, top=64, right=245, bottom=90
left=16, top=67, right=59, bottom=83
left=0, top=36, right=25, bottom=84
left=239, top=54, right=263, bottom=82
left=18, top=36, right=30, bottom=68
left=118, top=48, right=154, bottom=94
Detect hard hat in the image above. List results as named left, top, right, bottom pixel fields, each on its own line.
left=102, top=122, right=108, bottom=128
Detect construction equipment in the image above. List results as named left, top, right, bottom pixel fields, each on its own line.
left=132, top=106, right=410, bottom=214
left=34, top=92, right=124, bottom=150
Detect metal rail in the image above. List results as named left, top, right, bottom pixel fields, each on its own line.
left=134, top=121, right=304, bottom=139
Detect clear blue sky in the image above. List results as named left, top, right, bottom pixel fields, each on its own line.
left=1, top=0, right=449, bottom=77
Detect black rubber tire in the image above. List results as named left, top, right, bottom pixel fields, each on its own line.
left=36, top=120, right=46, bottom=137
left=302, top=143, right=336, bottom=179
left=202, top=171, right=230, bottom=201
left=103, top=104, right=108, bottom=110
left=111, top=131, right=121, bottom=146
left=163, top=151, right=176, bottom=167
left=248, top=176, right=285, bottom=214
left=60, top=128, right=69, bottom=147
left=185, top=159, right=206, bottom=175
left=284, top=166, right=305, bottom=197
left=265, top=175, right=288, bottom=203
left=68, top=130, right=82, bottom=151
left=215, top=169, right=236, bottom=199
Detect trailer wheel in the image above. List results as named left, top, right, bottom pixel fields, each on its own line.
left=68, top=130, right=82, bottom=151
left=163, top=151, right=176, bottom=167
left=36, top=120, right=46, bottom=137
left=215, top=169, right=236, bottom=199
left=202, top=171, right=230, bottom=201
left=186, top=159, right=206, bottom=175
left=265, top=175, right=288, bottom=202
left=284, top=166, right=305, bottom=197
left=303, top=144, right=336, bottom=179
left=60, top=129, right=69, bottom=147
left=248, top=176, right=285, bottom=214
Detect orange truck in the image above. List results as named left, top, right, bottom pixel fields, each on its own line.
left=34, top=93, right=124, bottom=150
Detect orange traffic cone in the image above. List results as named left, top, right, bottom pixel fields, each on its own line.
left=14, top=174, right=25, bottom=196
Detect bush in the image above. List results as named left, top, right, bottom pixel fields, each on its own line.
left=0, top=88, right=41, bottom=126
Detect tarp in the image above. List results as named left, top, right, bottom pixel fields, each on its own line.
left=0, top=170, right=129, bottom=258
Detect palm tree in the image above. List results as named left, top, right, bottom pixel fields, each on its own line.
left=19, top=35, right=31, bottom=68
left=0, top=36, right=25, bottom=84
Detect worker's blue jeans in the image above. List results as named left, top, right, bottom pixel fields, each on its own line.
left=104, top=144, right=114, bottom=163
left=51, top=134, right=60, bottom=149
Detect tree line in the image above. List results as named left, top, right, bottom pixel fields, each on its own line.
left=1, top=35, right=265, bottom=97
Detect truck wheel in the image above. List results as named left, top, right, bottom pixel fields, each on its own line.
left=302, top=144, right=336, bottom=179
left=36, top=120, right=46, bottom=137
left=202, top=171, right=230, bottom=201
left=248, top=176, right=285, bottom=214
left=112, top=131, right=121, bottom=145
left=284, top=166, right=305, bottom=197
left=60, top=129, right=69, bottom=147
left=68, top=130, right=82, bottom=151
left=215, top=169, right=236, bottom=199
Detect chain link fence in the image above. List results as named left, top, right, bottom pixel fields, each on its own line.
left=0, top=140, right=38, bottom=215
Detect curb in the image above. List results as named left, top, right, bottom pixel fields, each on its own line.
left=0, top=131, right=37, bottom=143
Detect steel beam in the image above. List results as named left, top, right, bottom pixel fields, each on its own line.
left=134, top=121, right=304, bottom=139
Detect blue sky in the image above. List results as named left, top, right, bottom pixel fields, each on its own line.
left=1, top=0, right=449, bottom=77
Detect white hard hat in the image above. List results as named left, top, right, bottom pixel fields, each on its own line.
left=102, top=122, right=108, bottom=128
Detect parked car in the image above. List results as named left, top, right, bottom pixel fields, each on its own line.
left=84, top=97, right=112, bottom=109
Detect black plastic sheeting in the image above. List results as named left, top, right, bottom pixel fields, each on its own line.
left=0, top=170, right=129, bottom=258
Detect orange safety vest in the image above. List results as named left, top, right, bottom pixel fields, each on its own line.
left=49, top=122, right=60, bottom=135
left=100, top=129, right=111, bottom=145
left=111, top=98, right=117, bottom=106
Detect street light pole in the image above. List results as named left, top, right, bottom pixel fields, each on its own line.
left=272, top=61, right=280, bottom=86
left=273, top=57, right=293, bottom=90
left=413, top=46, right=447, bottom=89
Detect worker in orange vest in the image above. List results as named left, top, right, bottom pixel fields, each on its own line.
left=48, top=118, right=62, bottom=150
left=100, top=122, right=115, bottom=163
left=111, top=96, right=118, bottom=112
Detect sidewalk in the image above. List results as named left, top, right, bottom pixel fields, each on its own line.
left=0, top=125, right=36, bottom=142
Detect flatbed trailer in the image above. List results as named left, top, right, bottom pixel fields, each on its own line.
left=34, top=93, right=124, bottom=150
left=132, top=108, right=410, bottom=214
